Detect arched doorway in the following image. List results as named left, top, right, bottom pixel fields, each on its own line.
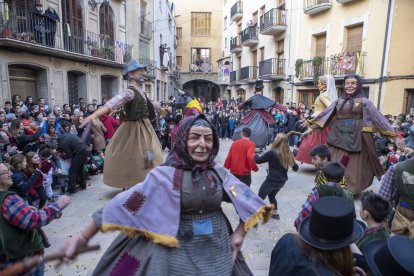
left=101, top=75, right=119, bottom=101
left=183, top=79, right=220, bottom=102
left=67, top=71, right=86, bottom=107
left=62, top=0, right=83, bottom=53
left=273, top=87, right=284, bottom=104
left=236, top=88, right=246, bottom=102
left=8, top=64, right=48, bottom=103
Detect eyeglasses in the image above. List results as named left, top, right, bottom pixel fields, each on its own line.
left=0, top=171, right=11, bottom=176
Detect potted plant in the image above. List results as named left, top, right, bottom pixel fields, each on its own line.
left=101, top=46, right=115, bottom=61
left=2, top=21, right=15, bottom=37
left=21, top=32, right=33, bottom=42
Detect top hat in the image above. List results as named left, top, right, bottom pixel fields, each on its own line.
left=405, top=125, right=414, bottom=149
left=298, top=196, right=364, bottom=250
left=255, top=80, right=264, bottom=91
left=364, top=235, right=414, bottom=276
left=122, top=60, right=146, bottom=80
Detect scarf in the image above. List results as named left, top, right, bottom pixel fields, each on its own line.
left=339, top=74, right=364, bottom=111
left=162, top=114, right=220, bottom=190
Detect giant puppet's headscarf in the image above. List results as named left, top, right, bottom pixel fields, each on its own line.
left=339, top=74, right=364, bottom=111
left=162, top=114, right=220, bottom=189
left=325, top=75, right=338, bottom=101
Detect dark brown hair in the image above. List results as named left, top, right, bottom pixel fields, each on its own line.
left=298, top=236, right=354, bottom=276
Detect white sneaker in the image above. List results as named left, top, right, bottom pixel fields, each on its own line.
left=226, top=138, right=229, bottom=140
left=219, top=138, right=222, bottom=140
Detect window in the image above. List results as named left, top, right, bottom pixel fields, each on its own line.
left=191, top=48, right=211, bottom=63
left=224, top=16, right=227, bottom=30
left=277, top=0, right=286, bottom=8
left=191, top=12, right=211, bottom=36
left=260, top=5, right=266, bottom=17
left=346, top=24, right=363, bottom=52
left=176, top=56, right=183, bottom=68
left=100, top=3, right=115, bottom=47
left=259, top=47, right=264, bottom=62
left=252, top=11, right=258, bottom=24
left=176, top=27, right=182, bottom=39
left=314, top=33, right=326, bottom=57
left=276, top=39, right=285, bottom=55
left=252, top=50, right=257, bottom=66
left=139, top=39, right=150, bottom=59
left=224, top=37, right=227, bottom=48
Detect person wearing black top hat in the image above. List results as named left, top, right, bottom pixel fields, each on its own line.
left=80, top=60, right=163, bottom=189
left=232, top=80, right=275, bottom=150
left=269, top=196, right=364, bottom=276
left=364, top=235, right=414, bottom=275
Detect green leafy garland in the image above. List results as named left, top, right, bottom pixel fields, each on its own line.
left=295, top=59, right=303, bottom=79
left=312, top=56, right=324, bottom=85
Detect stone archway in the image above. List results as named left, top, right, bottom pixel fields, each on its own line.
left=182, top=79, right=220, bottom=102
left=8, top=64, right=48, bottom=103
left=236, top=88, right=246, bottom=102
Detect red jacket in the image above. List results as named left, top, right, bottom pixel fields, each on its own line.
left=101, top=115, right=120, bottom=140
left=224, top=138, right=258, bottom=175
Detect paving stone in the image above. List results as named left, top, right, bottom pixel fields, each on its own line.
left=43, top=140, right=380, bottom=275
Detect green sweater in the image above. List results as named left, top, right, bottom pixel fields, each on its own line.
left=0, top=191, right=44, bottom=260
left=357, top=226, right=390, bottom=252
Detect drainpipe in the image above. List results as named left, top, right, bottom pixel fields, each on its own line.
left=377, top=0, right=393, bottom=110
left=124, top=1, right=127, bottom=45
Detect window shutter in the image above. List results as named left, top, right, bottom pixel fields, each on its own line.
left=315, top=33, right=326, bottom=57
left=346, top=25, right=363, bottom=52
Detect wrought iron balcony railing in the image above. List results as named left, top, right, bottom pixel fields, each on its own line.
left=138, top=58, right=156, bottom=78
left=240, top=66, right=258, bottom=81
left=259, top=58, right=286, bottom=79
left=259, top=8, right=287, bottom=35
left=304, top=0, right=333, bottom=15
left=0, top=3, right=132, bottom=64
left=240, top=25, right=258, bottom=46
left=230, top=1, right=243, bottom=22
left=189, top=62, right=212, bottom=73
left=230, top=36, right=242, bottom=53
left=297, top=51, right=366, bottom=80
left=230, top=70, right=239, bottom=83
left=139, top=18, right=152, bottom=39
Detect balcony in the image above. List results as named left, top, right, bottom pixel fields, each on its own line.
left=230, top=36, right=242, bottom=54
left=304, top=0, right=333, bottom=15
left=139, top=58, right=156, bottom=78
left=230, top=70, right=240, bottom=84
left=168, top=63, right=181, bottom=79
left=230, top=1, right=243, bottom=22
left=0, top=3, right=132, bottom=67
left=296, top=51, right=366, bottom=81
left=139, top=18, right=152, bottom=40
left=259, top=58, right=286, bottom=80
left=240, top=66, right=258, bottom=83
left=337, top=0, right=359, bottom=3
left=260, top=8, right=287, bottom=36
left=189, top=61, right=213, bottom=74
left=240, top=26, right=258, bottom=47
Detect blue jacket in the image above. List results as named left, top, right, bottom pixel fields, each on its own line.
left=10, top=170, right=41, bottom=201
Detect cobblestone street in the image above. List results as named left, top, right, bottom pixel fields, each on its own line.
left=43, top=140, right=380, bottom=275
